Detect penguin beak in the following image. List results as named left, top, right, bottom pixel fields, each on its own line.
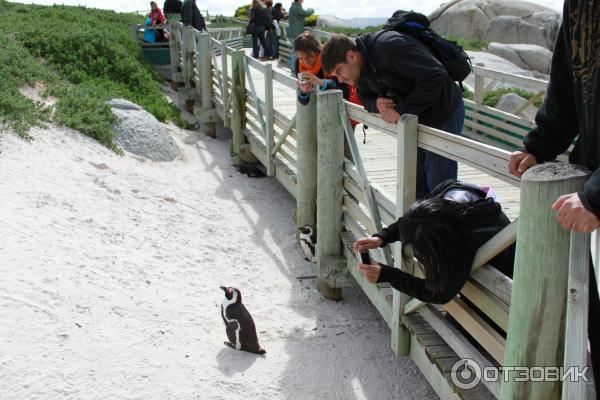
left=219, top=286, right=228, bottom=292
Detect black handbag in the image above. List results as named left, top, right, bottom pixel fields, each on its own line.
left=246, top=22, right=256, bottom=34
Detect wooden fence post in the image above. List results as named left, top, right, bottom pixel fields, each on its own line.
left=562, top=231, right=591, bottom=400
left=500, top=162, right=590, bottom=400
left=316, top=90, right=345, bottom=301
left=183, top=26, right=194, bottom=89
left=391, top=114, right=418, bottom=356
left=169, top=22, right=180, bottom=81
left=264, top=63, right=275, bottom=176
left=221, top=42, right=230, bottom=128
left=231, top=50, right=246, bottom=165
left=296, top=93, right=317, bottom=235
left=197, top=33, right=217, bottom=137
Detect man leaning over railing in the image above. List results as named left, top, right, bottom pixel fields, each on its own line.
left=507, top=0, right=600, bottom=391
left=321, top=27, right=464, bottom=200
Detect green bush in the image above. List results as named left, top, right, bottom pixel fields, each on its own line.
left=0, top=1, right=185, bottom=149
left=234, top=4, right=250, bottom=18
left=444, top=35, right=489, bottom=51
left=305, top=14, right=318, bottom=27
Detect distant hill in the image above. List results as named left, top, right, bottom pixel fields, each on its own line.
left=342, top=17, right=387, bottom=28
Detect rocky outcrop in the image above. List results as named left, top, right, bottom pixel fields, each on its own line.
left=429, top=0, right=561, bottom=50
left=108, top=99, right=180, bottom=162
left=495, top=92, right=538, bottom=120
left=487, top=43, right=553, bottom=74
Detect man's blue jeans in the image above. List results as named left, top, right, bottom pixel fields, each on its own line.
left=416, top=98, right=465, bottom=199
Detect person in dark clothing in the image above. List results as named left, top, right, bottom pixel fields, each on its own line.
left=248, top=0, right=272, bottom=60
left=163, top=0, right=182, bottom=22
left=354, top=180, right=514, bottom=304
left=507, top=0, right=600, bottom=390
left=321, top=33, right=465, bottom=199
left=181, top=0, right=205, bottom=31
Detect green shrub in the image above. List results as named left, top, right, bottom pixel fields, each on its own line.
left=444, top=35, right=489, bottom=51
left=305, top=14, right=318, bottom=26
left=0, top=2, right=185, bottom=150
left=234, top=4, right=250, bottom=18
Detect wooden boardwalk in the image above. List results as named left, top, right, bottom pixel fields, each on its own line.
left=227, top=51, right=521, bottom=220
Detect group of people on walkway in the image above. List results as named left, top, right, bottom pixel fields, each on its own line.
left=143, top=0, right=206, bottom=43
left=246, top=0, right=287, bottom=60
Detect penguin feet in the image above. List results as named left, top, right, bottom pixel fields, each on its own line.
left=224, top=341, right=235, bottom=350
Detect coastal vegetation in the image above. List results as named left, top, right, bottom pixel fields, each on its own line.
left=0, top=1, right=185, bottom=150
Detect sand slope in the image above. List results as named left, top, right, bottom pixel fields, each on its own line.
left=0, top=123, right=436, bottom=400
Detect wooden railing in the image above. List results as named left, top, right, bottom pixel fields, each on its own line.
left=168, top=23, right=595, bottom=399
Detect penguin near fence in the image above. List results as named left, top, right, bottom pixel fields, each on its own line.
left=298, top=224, right=316, bottom=262
left=219, top=286, right=266, bottom=355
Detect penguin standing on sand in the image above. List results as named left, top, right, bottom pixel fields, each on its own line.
left=298, top=224, right=316, bottom=262
left=220, top=286, right=266, bottom=355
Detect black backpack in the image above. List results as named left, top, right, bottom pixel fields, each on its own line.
left=383, top=10, right=472, bottom=88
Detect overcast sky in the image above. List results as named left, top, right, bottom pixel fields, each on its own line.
left=10, top=0, right=564, bottom=19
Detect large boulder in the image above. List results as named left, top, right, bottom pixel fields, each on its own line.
left=487, top=42, right=553, bottom=74
left=429, top=0, right=561, bottom=50
left=108, top=99, right=180, bottom=162
left=464, top=51, right=537, bottom=91
left=495, top=92, right=538, bottom=121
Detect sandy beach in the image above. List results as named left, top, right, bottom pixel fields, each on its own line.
left=0, top=122, right=436, bottom=400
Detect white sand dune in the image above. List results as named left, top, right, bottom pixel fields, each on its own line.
left=0, top=122, right=436, bottom=400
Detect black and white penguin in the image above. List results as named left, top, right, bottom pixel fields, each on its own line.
left=298, top=224, right=316, bottom=262
left=219, top=286, right=266, bottom=355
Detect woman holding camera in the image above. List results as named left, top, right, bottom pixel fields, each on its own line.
left=354, top=180, right=515, bottom=304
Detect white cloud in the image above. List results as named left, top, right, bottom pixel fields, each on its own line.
left=9, top=0, right=564, bottom=19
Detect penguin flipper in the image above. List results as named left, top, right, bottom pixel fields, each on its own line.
left=224, top=341, right=235, bottom=350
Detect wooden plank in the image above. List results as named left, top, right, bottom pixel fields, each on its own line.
left=460, top=280, right=509, bottom=331
left=341, top=103, right=393, bottom=266
left=343, top=245, right=393, bottom=328
left=345, top=102, right=399, bottom=136
left=562, top=232, right=591, bottom=400
left=470, top=265, right=512, bottom=307
left=420, top=305, right=501, bottom=397
left=464, top=120, right=525, bottom=148
left=344, top=195, right=376, bottom=235
left=418, top=125, right=520, bottom=187
left=464, top=99, right=536, bottom=129
left=264, top=63, right=275, bottom=176
left=409, top=334, right=461, bottom=400
left=472, top=65, right=549, bottom=92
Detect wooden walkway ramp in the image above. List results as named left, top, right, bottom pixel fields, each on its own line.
left=229, top=51, right=521, bottom=220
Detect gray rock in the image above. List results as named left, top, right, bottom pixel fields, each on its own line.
left=464, top=51, right=537, bottom=91
left=495, top=92, right=538, bottom=120
left=106, top=98, right=143, bottom=111
left=108, top=98, right=180, bottom=162
left=486, top=14, right=557, bottom=51
left=429, top=0, right=561, bottom=50
left=487, top=43, right=553, bottom=74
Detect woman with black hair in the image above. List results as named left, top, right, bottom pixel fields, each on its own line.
left=353, top=180, right=515, bottom=304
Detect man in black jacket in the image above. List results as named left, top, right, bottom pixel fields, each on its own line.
left=321, top=32, right=464, bottom=199
left=181, top=0, right=205, bottom=31
left=508, top=0, right=600, bottom=390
